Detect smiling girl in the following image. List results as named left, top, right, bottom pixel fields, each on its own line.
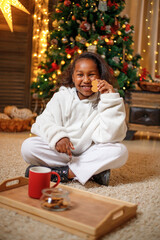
left=21, top=52, right=128, bottom=186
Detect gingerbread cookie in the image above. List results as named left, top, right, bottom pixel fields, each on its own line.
left=91, top=80, right=98, bottom=92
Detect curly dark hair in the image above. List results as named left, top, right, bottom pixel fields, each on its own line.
left=57, top=51, right=117, bottom=88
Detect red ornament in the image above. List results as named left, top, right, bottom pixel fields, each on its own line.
left=80, top=21, right=91, bottom=32
left=123, top=36, right=129, bottom=41
left=48, top=63, right=59, bottom=72
left=55, top=8, right=62, bottom=13
left=125, top=24, right=131, bottom=33
left=122, top=62, right=128, bottom=74
left=72, top=15, right=76, bottom=21
left=107, top=0, right=119, bottom=9
left=64, top=0, right=71, bottom=6
left=140, top=68, right=149, bottom=80
left=110, top=27, right=116, bottom=34
left=109, top=67, right=114, bottom=75
left=65, top=46, right=79, bottom=56
left=75, top=4, right=80, bottom=7
left=106, top=39, right=114, bottom=45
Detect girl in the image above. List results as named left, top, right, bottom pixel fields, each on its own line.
left=21, top=52, right=128, bottom=186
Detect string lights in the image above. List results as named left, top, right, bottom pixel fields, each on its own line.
left=140, top=0, right=160, bottom=80
left=31, top=0, right=49, bottom=84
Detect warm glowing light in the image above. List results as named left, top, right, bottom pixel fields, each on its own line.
left=0, top=0, right=30, bottom=32
left=105, top=38, right=109, bottom=43
left=61, top=60, right=65, bottom=65
left=67, top=54, right=71, bottom=59
left=52, top=73, right=56, bottom=79
left=85, top=42, right=90, bottom=47
left=77, top=49, right=82, bottom=54
left=93, top=40, right=98, bottom=45
left=57, top=70, right=61, bottom=75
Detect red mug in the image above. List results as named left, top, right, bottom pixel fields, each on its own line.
left=28, top=166, right=60, bottom=199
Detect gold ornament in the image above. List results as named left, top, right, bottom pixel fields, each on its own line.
left=87, top=45, right=97, bottom=53
left=62, top=37, right=68, bottom=43
left=126, top=54, right=133, bottom=61
left=0, top=0, right=30, bottom=32
left=114, top=69, right=120, bottom=77
left=75, top=34, right=82, bottom=42
left=52, top=20, right=58, bottom=28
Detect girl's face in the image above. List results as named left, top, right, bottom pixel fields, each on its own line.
left=72, top=58, right=100, bottom=100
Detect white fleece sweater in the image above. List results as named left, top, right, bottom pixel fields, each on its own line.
left=31, top=87, right=127, bottom=155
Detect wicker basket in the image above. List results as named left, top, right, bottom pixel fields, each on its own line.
left=138, top=81, right=160, bottom=92
left=0, top=118, right=35, bottom=132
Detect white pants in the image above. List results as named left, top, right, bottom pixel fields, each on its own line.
left=21, top=136, right=128, bottom=185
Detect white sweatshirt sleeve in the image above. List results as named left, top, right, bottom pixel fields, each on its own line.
left=31, top=93, right=69, bottom=150
left=92, top=93, right=127, bottom=143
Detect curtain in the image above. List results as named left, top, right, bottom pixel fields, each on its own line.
left=122, top=0, right=160, bottom=80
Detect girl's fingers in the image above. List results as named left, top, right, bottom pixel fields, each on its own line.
left=98, top=80, right=115, bottom=93
left=69, top=141, right=75, bottom=150
left=56, top=138, right=74, bottom=157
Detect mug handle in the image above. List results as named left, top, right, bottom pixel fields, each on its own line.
left=51, top=171, right=61, bottom=187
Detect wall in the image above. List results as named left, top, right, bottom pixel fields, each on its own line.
left=0, top=0, right=34, bottom=112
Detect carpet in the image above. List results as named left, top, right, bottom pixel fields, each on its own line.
left=0, top=132, right=160, bottom=240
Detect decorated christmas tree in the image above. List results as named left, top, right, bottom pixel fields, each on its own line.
left=31, top=0, right=141, bottom=99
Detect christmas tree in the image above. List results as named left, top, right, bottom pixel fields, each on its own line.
left=31, top=0, right=141, bottom=99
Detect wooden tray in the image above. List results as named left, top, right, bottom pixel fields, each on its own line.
left=0, top=177, right=137, bottom=240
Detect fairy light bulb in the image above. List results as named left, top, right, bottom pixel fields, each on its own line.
left=61, top=60, right=65, bottom=65
left=57, top=70, right=62, bottom=75
left=85, top=42, right=90, bottom=47
left=93, top=40, right=98, bottom=45
left=52, top=73, right=56, bottom=79
left=67, top=54, right=71, bottom=59
left=78, top=49, right=82, bottom=54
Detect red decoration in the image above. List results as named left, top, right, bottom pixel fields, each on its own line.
left=106, top=39, right=114, bottom=45
left=110, top=27, right=116, bottom=34
left=64, top=0, right=71, bottom=7
left=109, top=67, right=114, bottom=75
left=80, top=21, right=91, bottom=32
left=65, top=46, right=79, bottom=56
left=140, top=68, right=149, bottom=81
left=75, top=4, right=80, bottom=7
left=123, top=36, right=129, bottom=41
left=122, top=62, right=128, bottom=74
left=55, top=8, right=62, bottom=13
left=125, top=24, right=131, bottom=33
left=48, top=63, right=59, bottom=73
left=72, top=15, right=76, bottom=21
left=107, top=0, right=119, bottom=9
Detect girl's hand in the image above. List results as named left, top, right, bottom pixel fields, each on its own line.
left=55, top=137, right=74, bottom=158
left=97, top=80, right=115, bottom=94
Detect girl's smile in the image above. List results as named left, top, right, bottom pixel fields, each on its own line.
left=72, top=58, right=100, bottom=100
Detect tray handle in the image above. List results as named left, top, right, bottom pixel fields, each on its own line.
left=0, top=176, right=28, bottom=192
left=108, top=205, right=136, bottom=224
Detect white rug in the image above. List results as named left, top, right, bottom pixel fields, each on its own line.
left=0, top=132, right=160, bottom=240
